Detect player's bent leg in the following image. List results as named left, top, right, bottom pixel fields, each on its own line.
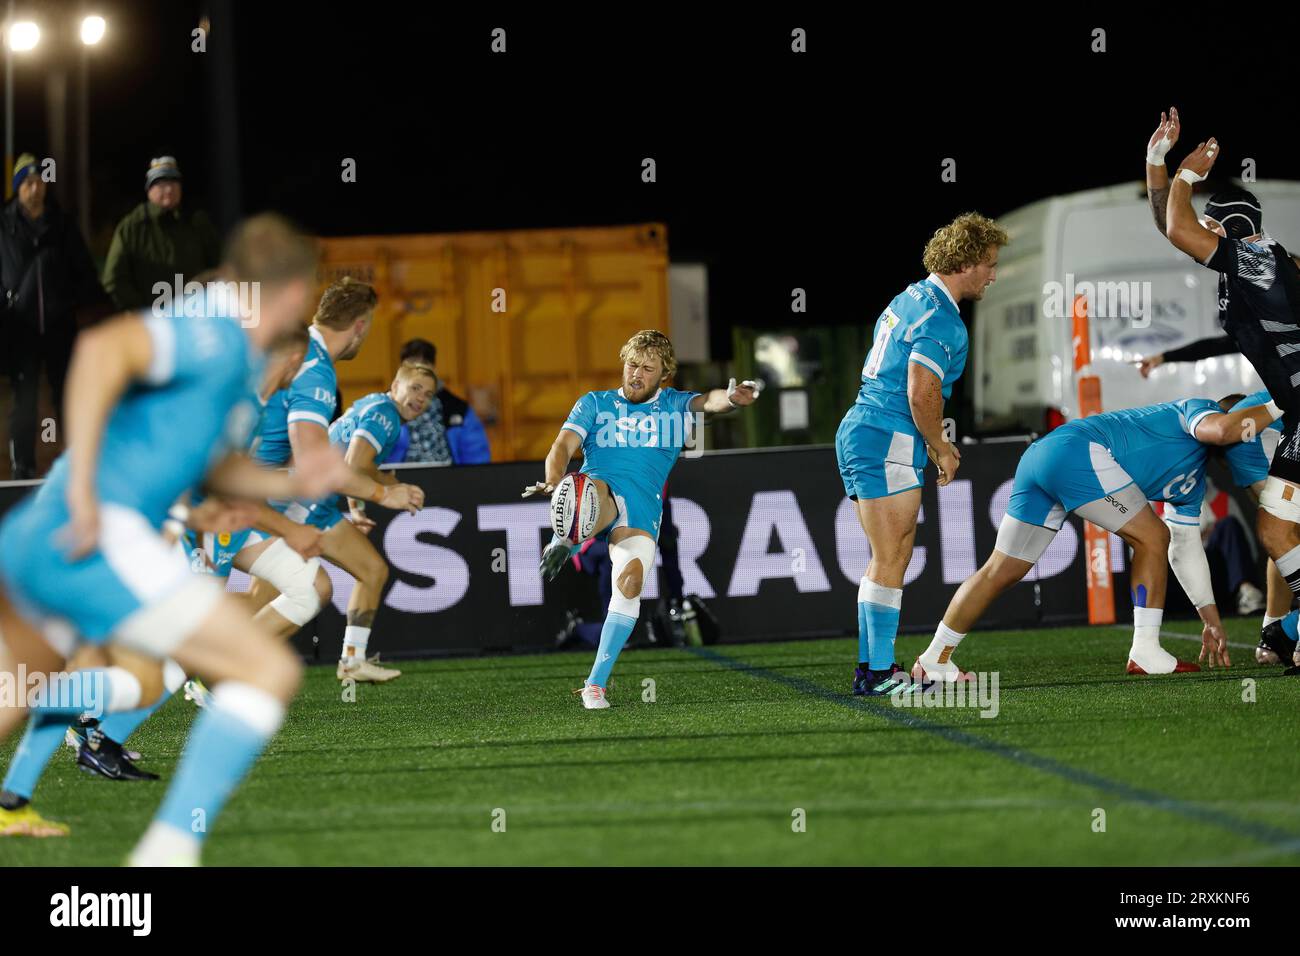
left=320, top=519, right=399, bottom=682
left=1, top=647, right=150, bottom=823
left=69, top=646, right=166, bottom=782
left=580, top=528, right=655, bottom=709
left=242, top=574, right=280, bottom=616
left=540, top=477, right=621, bottom=582
left=917, top=540, right=1038, bottom=684
left=1254, top=558, right=1298, bottom=665
left=0, top=590, right=75, bottom=836
left=1106, top=501, right=1196, bottom=676
left=1257, top=480, right=1300, bottom=630
left=129, top=593, right=302, bottom=866
left=849, top=489, right=920, bottom=695
left=236, top=538, right=328, bottom=641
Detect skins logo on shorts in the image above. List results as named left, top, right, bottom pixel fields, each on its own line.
left=1105, top=494, right=1128, bottom=514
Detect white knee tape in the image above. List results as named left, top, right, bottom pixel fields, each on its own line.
left=249, top=538, right=323, bottom=627
left=1260, top=476, right=1300, bottom=523
left=609, top=535, right=657, bottom=619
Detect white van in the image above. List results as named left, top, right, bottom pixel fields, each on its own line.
left=972, top=180, right=1300, bottom=432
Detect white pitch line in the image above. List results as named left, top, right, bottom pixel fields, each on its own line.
left=1110, top=623, right=1256, bottom=651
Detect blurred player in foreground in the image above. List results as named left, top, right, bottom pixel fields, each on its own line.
left=916, top=397, right=1279, bottom=681
left=58, top=326, right=332, bottom=781
left=527, top=330, right=760, bottom=710
left=0, top=216, right=352, bottom=861
left=835, top=212, right=1008, bottom=696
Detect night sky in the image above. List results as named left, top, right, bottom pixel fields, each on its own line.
left=8, top=5, right=1300, bottom=363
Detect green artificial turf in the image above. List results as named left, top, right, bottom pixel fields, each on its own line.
left=3, top=617, right=1298, bottom=866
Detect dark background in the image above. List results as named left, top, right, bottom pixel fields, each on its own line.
left=9, top=5, right=1300, bottom=374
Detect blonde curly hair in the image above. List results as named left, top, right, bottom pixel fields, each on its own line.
left=619, top=329, right=677, bottom=379
left=922, top=212, right=1009, bottom=274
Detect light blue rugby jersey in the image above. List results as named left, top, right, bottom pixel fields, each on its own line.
left=330, top=392, right=403, bottom=461
left=854, top=274, right=967, bottom=433
left=1068, top=399, right=1223, bottom=523
left=561, top=386, right=700, bottom=504
left=254, top=326, right=336, bottom=466
left=1224, top=390, right=1283, bottom=487
left=39, top=303, right=263, bottom=529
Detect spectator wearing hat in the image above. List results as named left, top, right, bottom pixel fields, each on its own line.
left=101, top=155, right=221, bottom=311
left=0, top=153, right=107, bottom=479
left=384, top=338, right=491, bottom=465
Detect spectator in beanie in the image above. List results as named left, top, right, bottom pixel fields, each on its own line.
left=0, top=153, right=107, bottom=479
left=384, top=338, right=491, bottom=465
left=102, top=155, right=221, bottom=311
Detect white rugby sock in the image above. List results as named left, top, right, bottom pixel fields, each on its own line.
left=922, top=622, right=966, bottom=662
left=342, top=626, right=371, bottom=661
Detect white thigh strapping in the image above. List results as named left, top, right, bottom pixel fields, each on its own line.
left=1260, top=475, right=1300, bottom=523
left=994, top=514, right=1059, bottom=565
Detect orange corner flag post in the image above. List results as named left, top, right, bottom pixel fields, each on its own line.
left=1073, top=294, right=1116, bottom=625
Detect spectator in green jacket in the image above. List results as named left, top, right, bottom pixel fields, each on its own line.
left=101, top=156, right=221, bottom=310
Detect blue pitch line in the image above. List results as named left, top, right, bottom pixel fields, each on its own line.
left=687, top=646, right=1300, bottom=854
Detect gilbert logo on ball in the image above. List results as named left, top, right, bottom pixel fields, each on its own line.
left=551, top=473, right=600, bottom=544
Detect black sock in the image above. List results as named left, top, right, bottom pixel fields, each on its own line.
left=0, top=790, right=29, bottom=811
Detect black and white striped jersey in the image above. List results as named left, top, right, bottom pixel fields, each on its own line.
left=1205, top=236, right=1300, bottom=414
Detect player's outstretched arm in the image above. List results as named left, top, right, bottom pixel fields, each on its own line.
left=1145, top=107, right=1180, bottom=236
left=689, top=378, right=762, bottom=417
left=526, top=428, right=583, bottom=497
left=205, top=450, right=351, bottom=504
left=1164, top=516, right=1230, bottom=668
left=1193, top=400, right=1282, bottom=445
left=1166, top=138, right=1222, bottom=261
left=61, top=314, right=157, bottom=556
left=907, top=362, right=960, bottom=486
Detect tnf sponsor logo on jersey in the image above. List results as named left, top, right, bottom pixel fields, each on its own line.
left=49, top=886, right=152, bottom=936
left=151, top=274, right=262, bottom=328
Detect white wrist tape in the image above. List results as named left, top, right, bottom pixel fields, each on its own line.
left=1265, top=399, right=1283, bottom=422
left=1177, top=167, right=1205, bottom=185
left=1166, top=518, right=1214, bottom=608
left=1146, top=135, right=1174, bottom=166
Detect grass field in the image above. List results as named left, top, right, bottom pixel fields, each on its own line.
left=3, top=616, right=1299, bottom=866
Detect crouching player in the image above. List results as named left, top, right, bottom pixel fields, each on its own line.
left=915, top=396, right=1280, bottom=680
left=527, top=330, right=760, bottom=709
